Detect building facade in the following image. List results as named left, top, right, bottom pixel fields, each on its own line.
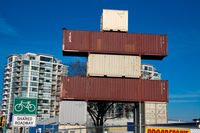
left=2, top=53, right=68, bottom=123
left=141, top=64, right=161, bottom=80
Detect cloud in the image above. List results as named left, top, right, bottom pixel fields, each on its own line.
left=169, top=94, right=200, bottom=98
left=170, top=100, right=199, bottom=103
left=0, top=14, right=18, bottom=36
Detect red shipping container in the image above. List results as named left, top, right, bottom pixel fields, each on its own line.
left=61, top=76, right=168, bottom=102
left=62, top=29, right=168, bottom=60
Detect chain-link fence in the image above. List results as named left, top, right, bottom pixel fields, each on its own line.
left=45, top=123, right=200, bottom=133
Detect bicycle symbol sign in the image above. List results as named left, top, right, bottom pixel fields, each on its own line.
left=13, top=98, right=37, bottom=115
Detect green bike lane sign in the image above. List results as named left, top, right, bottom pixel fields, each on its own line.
left=13, top=98, right=37, bottom=115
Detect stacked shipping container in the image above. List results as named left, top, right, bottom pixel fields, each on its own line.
left=61, top=9, right=169, bottom=125
left=62, top=29, right=168, bottom=60
left=143, top=102, right=168, bottom=124
left=60, top=76, right=168, bottom=102
left=87, top=54, right=141, bottom=78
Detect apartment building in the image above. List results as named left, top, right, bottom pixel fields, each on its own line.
left=141, top=64, right=161, bottom=80
left=2, top=53, right=68, bottom=123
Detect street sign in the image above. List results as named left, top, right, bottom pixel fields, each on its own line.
left=12, top=115, right=36, bottom=127
left=13, top=98, right=37, bottom=115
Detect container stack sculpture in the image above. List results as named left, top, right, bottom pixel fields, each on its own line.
left=60, top=9, right=168, bottom=132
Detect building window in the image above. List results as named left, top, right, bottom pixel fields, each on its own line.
left=45, top=63, right=52, bottom=68
left=8, top=57, right=13, bottom=63
left=43, top=89, right=51, bottom=93
left=31, top=66, right=38, bottom=71
left=20, top=92, right=27, bottom=97
left=40, top=56, right=52, bottom=62
left=31, top=71, right=39, bottom=76
left=21, top=87, right=28, bottom=91
left=21, top=76, right=29, bottom=81
left=23, top=60, right=30, bottom=65
left=144, top=66, right=148, bottom=70
left=30, top=87, right=37, bottom=92
left=44, top=79, right=51, bottom=83
left=30, top=56, right=35, bottom=60
left=44, top=73, right=51, bottom=78
left=44, top=84, right=51, bottom=88
left=45, top=68, right=51, bottom=73
left=22, top=71, right=29, bottom=76
left=149, top=67, right=152, bottom=71
left=31, top=77, right=38, bottom=81
left=21, top=82, right=28, bottom=86
left=23, top=66, right=29, bottom=71
left=30, top=82, right=38, bottom=87
left=43, top=99, right=50, bottom=104
left=29, top=93, right=37, bottom=98
left=32, top=61, right=39, bottom=66
left=21, top=56, right=28, bottom=60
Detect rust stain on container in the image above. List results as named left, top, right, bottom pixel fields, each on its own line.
left=62, top=29, right=167, bottom=60
left=61, top=76, right=168, bottom=102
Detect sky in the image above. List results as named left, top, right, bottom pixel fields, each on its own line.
left=0, top=0, right=200, bottom=122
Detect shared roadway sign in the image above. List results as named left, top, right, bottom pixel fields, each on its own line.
left=13, top=98, right=37, bottom=127
left=13, top=98, right=37, bottom=115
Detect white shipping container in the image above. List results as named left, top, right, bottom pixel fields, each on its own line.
left=87, top=54, right=141, bottom=78
left=59, top=101, right=87, bottom=125
left=101, top=9, right=128, bottom=32
left=143, top=102, right=168, bottom=124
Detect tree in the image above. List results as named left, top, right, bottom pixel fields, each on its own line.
left=67, top=60, right=87, bottom=77
left=67, top=60, right=134, bottom=133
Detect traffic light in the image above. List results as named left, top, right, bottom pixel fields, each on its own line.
left=0, top=116, right=4, bottom=127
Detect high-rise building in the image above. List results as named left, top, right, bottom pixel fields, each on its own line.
left=1, top=53, right=68, bottom=123
left=141, top=64, right=161, bottom=80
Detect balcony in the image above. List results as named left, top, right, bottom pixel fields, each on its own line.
left=2, top=97, right=8, bottom=101
left=1, top=108, right=8, bottom=111
left=13, top=74, right=21, bottom=77
left=4, top=72, right=10, bottom=75
left=52, top=82, right=56, bottom=85
left=14, top=68, right=21, bottom=72
left=3, top=82, right=9, bottom=85
left=39, top=75, right=44, bottom=78
left=13, top=79, right=20, bottom=82
left=51, top=87, right=56, bottom=91
left=5, top=66, right=11, bottom=70
left=37, top=106, right=42, bottom=110
left=39, top=85, right=44, bottom=89
left=39, top=70, right=45, bottom=73
left=3, top=87, right=9, bottom=91
left=3, top=92, right=9, bottom=96
left=40, top=65, right=45, bottom=68
left=2, top=102, right=7, bottom=106
left=15, top=58, right=22, bottom=62
left=51, top=97, right=56, bottom=100
left=52, top=72, right=57, bottom=75
left=4, top=76, right=10, bottom=80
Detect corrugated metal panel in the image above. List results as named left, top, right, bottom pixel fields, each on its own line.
left=141, top=80, right=168, bottom=102
left=62, top=29, right=90, bottom=52
left=61, top=76, right=168, bottom=102
left=87, top=54, right=141, bottom=78
left=143, top=102, right=168, bottom=124
left=101, top=9, right=128, bottom=32
left=141, top=34, right=168, bottom=56
left=62, top=29, right=168, bottom=60
left=59, top=100, right=87, bottom=124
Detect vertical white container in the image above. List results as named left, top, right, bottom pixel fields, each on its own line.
left=59, top=101, right=87, bottom=125
left=87, top=54, right=141, bottom=78
left=143, top=102, right=168, bottom=124
left=101, top=9, right=128, bottom=32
